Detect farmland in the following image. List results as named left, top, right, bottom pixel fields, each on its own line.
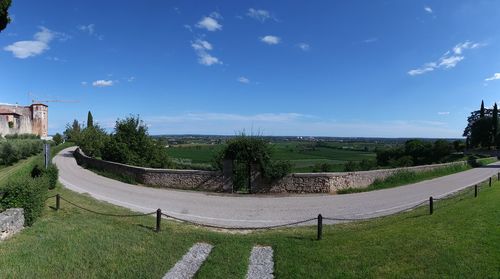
left=166, top=140, right=386, bottom=172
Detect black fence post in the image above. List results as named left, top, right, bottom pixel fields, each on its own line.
left=156, top=209, right=161, bottom=232
left=475, top=185, right=478, bottom=198
left=56, top=194, right=60, bottom=211
left=317, top=214, right=323, bottom=241
left=489, top=177, right=492, bottom=187
left=429, top=196, right=433, bottom=215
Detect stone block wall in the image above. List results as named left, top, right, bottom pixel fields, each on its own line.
left=74, top=148, right=472, bottom=194
left=0, top=208, right=24, bottom=241
left=264, top=161, right=469, bottom=194
left=74, top=148, right=228, bottom=192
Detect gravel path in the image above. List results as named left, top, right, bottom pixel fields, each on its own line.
left=246, top=246, right=274, bottom=279
left=162, top=243, right=213, bottom=279
left=55, top=147, right=500, bottom=228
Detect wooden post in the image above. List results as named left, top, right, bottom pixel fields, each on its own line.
left=475, top=185, right=478, bottom=198
left=429, top=197, right=433, bottom=215
left=56, top=194, right=60, bottom=211
left=156, top=209, right=161, bottom=232
left=317, top=214, right=323, bottom=241
left=489, top=177, right=492, bottom=187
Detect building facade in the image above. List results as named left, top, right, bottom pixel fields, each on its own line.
left=0, top=103, right=48, bottom=138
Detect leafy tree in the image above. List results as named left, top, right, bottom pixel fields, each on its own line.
left=102, top=116, right=172, bottom=168
left=87, top=111, right=94, bottom=128
left=52, top=133, right=63, bottom=145
left=0, top=0, right=11, bottom=33
left=63, top=119, right=82, bottom=142
left=0, top=141, right=19, bottom=165
left=463, top=101, right=494, bottom=148
left=432, top=139, right=452, bottom=162
left=78, top=125, right=108, bottom=158
left=216, top=134, right=291, bottom=191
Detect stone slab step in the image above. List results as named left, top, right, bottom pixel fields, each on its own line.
left=163, top=242, right=213, bottom=279
left=246, top=246, right=274, bottom=279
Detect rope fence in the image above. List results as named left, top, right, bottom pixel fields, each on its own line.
left=45, top=171, right=500, bottom=240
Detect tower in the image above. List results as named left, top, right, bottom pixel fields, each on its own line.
left=30, top=103, right=48, bottom=137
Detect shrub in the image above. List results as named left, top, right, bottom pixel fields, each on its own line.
left=0, top=176, right=49, bottom=226
left=52, top=133, right=63, bottom=145
left=43, top=164, right=59, bottom=190
left=0, top=142, right=19, bottom=165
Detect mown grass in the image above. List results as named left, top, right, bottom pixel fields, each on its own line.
left=337, top=158, right=497, bottom=194
left=1, top=150, right=500, bottom=277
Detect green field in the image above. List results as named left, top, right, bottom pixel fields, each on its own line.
left=166, top=141, right=379, bottom=172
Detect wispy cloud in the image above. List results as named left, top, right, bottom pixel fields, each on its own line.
left=3, top=26, right=66, bottom=59
left=237, top=76, right=250, bottom=84
left=424, top=6, right=433, bottom=14
left=363, top=38, right=378, bottom=43
left=261, top=35, right=280, bottom=45
left=247, top=8, right=271, bottom=22
left=77, top=24, right=103, bottom=40
left=92, top=80, right=114, bottom=87
left=485, top=73, right=500, bottom=82
left=297, top=43, right=310, bottom=51
left=196, top=13, right=222, bottom=31
left=191, top=39, right=221, bottom=66
left=437, top=112, right=450, bottom=115
left=408, top=41, right=485, bottom=76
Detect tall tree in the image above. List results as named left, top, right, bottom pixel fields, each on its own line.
left=480, top=100, right=485, bottom=118
left=0, top=0, right=11, bottom=33
left=494, top=103, right=499, bottom=147
left=87, top=111, right=94, bottom=128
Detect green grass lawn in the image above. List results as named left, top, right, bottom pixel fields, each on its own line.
left=1, top=155, right=500, bottom=278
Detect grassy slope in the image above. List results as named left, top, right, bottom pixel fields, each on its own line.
left=1, top=160, right=500, bottom=277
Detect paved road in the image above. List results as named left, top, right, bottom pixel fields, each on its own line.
left=55, top=147, right=500, bottom=228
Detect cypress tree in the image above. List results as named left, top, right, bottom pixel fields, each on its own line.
left=480, top=100, right=485, bottom=118
left=494, top=103, right=499, bottom=147
left=87, top=111, right=94, bottom=128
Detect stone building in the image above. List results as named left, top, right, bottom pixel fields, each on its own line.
left=0, top=103, right=48, bottom=138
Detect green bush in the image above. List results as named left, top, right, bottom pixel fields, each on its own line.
left=0, top=176, right=49, bottom=226
left=0, top=142, right=19, bottom=165
left=43, top=165, right=59, bottom=190
left=52, top=133, right=63, bottom=145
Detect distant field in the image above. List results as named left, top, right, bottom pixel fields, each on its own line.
left=166, top=141, right=380, bottom=172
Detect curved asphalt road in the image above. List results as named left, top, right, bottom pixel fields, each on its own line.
left=55, top=147, right=500, bottom=228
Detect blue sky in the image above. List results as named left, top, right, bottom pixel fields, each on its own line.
left=1, top=0, right=500, bottom=138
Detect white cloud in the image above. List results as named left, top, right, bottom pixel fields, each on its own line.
left=81, top=81, right=88, bottom=86
left=92, top=80, right=114, bottom=87
left=78, top=24, right=95, bottom=35
left=438, top=112, right=450, bottom=115
left=485, top=73, right=500, bottom=82
left=261, top=35, right=280, bottom=45
left=184, top=24, right=193, bottom=32
left=191, top=39, right=212, bottom=51
left=297, top=43, right=310, bottom=51
left=191, top=39, right=221, bottom=66
left=408, top=41, right=485, bottom=76
left=363, top=38, right=378, bottom=43
left=247, top=8, right=271, bottom=22
left=424, top=6, right=433, bottom=14
left=3, top=26, right=60, bottom=59
left=196, top=16, right=222, bottom=31
left=238, top=77, right=250, bottom=84
left=127, top=76, right=136, bottom=82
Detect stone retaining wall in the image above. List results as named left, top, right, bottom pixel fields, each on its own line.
left=74, top=148, right=228, bottom=191
left=264, top=161, right=469, bottom=194
left=74, top=148, right=473, bottom=194
left=0, top=208, right=24, bottom=241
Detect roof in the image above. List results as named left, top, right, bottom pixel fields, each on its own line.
left=0, top=109, right=21, bottom=116
left=30, top=103, right=48, bottom=107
